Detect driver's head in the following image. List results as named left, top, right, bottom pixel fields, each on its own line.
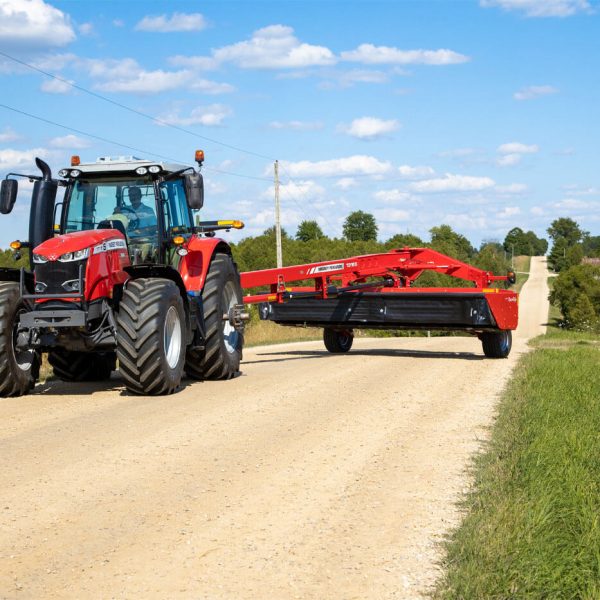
left=129, top=186, right=142, bottom=208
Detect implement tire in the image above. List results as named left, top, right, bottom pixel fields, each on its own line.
left=323, top=328, right=354, bottom=353
left=0, top=282, right=39, bottom=397
left=481, top=330, right=512, bottom=358
left=48, top=350, right=115, bottom=382
left=116, top=278, right=186, bottom=395
left=185, top=253, right=243, bottom=381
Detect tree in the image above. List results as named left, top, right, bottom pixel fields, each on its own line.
left=385, top=233, right=424, bottom=249
left=550, top=264, right=600, bottom=329
left=296, top=220, right=324, bottom=242
left=547, top=217, right=586, bottom=246
left=343, top=211, right=378, bottom=242
left=503, top=227, right=547, bottom=256
left=429, top=224, right=474, bottom=261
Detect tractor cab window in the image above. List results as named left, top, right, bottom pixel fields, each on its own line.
left=64, top=178, right=159, bottom=263
left=160, top=178, right=193, bottom=236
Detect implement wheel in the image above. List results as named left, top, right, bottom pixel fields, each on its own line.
left=116, top=278, right=186, bottom=395
left=323, top=328, right=354, bottom=353
left=0, top=282, right=39, bottom=397
left=481, top=330, right=512, bottom=358
left=185, top=253, right=243, bottom=381
left=48, top=350, right=115, bottom=382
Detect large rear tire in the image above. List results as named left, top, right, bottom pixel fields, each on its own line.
left=0, top=282, right=39, bottom=397
left=116, top=278, right=186, bottom=395
left=323, top=328, right=354, bottom=353
left=48, top=350, right=115, bottom=382
left=185, top=253, right=243, bottom=380
left=481, top=330, right=512, bottom=358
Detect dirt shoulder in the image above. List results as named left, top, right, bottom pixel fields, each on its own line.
left=0, top=258, right=548, bottom=599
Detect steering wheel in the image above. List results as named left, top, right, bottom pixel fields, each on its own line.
left=117, top=206, right=140, bottom=230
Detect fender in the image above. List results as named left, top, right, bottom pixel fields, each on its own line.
left=178, top=236, right=231, bottom=294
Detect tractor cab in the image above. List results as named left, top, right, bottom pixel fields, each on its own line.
left=57, top=155, right=203, bottom=266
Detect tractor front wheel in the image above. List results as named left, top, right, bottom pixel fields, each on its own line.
left=116, top=278, right=186, bottom=395
left=0, top=282, right=39, bottom=397
left=48, top=350, right=115, bottom=382
left=323, top=328, right=354, bottom=353
left=185, top=253, right=243, bottom=380
left=481, top=330, right=512, bottom=358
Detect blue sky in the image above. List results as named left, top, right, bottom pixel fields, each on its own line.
left=0, top=0, right=598, bottom=248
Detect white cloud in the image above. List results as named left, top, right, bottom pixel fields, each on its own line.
left=498, top=142, right=539, bottom=154
left=514, top=85, right=558, bottom=100
left=319, top=69, right=390, bottom=89
left=0, top=0, right=76, bottom=49
left=497, top=206, right=521, bottom=218
left=0, top=147, right=50, bottom=171
left=481, top=0, right=591, bottom=17
left=78, top=22, right=93, bottom=36
left=135, top=12, right=207, bottom=33
left=113, top=19, right=124, bottom=27
left=341, top=43, right=470, bottom=65
left=278, top=155, right=393, bottom=177
left=374, top=189, right=413, bottom=204
left=497, top=153, right=523, bottom=167
left=263, top=179, right=325, bottom=200
left=374, top=208, right=411, bottom=221
left=496, top=183, right=528, bottom=194
left=268, top=120, right=324, bottom=131
left=158, top=104, right=232, bottom=127
left=561, top=184, right=599, bottom=196
left=212, top=25, right=336, bottom=69
left=84, top=58, right=232, bottom=95
left=40, top=77, right=73, bottom=94
left=169, top=54, right=219, bottom=70
left=339, top=117, right=400, bottom=140
left=398, top=165, right=435, bottom=179
left=553, top=198, right=598, bottom=210
left=49, top=134, right=90, bottom=149
left=530, top=206, right=545, bottom=216
left=409, top=173, right=495, bottom=193
left=0, top=127, right=21, bottom=143
left=335, top=177, right=358, bottom=190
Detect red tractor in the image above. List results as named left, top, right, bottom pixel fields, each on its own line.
left=0, top=152, right=246, bottom=397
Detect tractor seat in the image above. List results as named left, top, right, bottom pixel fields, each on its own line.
left=97, top=219, right=127, bottom=238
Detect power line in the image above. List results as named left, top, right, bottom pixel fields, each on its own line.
left=0, top=49, right=276, bottom=162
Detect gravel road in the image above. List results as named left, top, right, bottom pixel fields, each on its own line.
left=0, top=257, right=549, bottom=599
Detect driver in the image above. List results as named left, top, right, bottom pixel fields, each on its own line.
left=128, top=186, right=156, bottom=229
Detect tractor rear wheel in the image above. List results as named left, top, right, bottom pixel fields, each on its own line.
left=116, top=278, right=186, bottom=395
left=323, top=328, right=354, bottom=353
left=185, top=253, right=243, bottom=380
left=0, top=282, right=39, bottom=397
left=48, top=350, right=115, bottom=382
left=481, top=330, right=512, bottom=358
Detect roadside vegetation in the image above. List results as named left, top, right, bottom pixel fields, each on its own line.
left=435, top=246, right=600, bottom=599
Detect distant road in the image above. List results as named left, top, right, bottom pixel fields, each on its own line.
left=0, top=257, right=549, bottom=599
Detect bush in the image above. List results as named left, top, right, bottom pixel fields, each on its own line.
left=550, top=264, right=600, bottom=330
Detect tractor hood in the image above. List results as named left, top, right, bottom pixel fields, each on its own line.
left=34, top=229, right=125, bottom=261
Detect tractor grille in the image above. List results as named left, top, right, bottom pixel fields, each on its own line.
left=34, top=259, right=86, bottom=296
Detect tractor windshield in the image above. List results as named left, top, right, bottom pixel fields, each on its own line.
left=64, top=178, right=158, bottom=262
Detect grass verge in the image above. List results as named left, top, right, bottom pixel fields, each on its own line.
left=435, top=331, right=600, bottom=599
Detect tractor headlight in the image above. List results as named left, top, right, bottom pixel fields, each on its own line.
left=32, top=253, right=49, bottom=264
left=58, top=248, right=90, bottom=262
left=135, top=167, right=148, bottom=175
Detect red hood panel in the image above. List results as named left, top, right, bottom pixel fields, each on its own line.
left=34, top=230, right=125, bottom=258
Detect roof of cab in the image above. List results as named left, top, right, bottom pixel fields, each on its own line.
left=66, top=156, right=190, bottom=175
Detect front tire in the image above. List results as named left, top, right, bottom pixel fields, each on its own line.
left=0, top=283, right=39, bottom=397
left=481, top=330, right=512, bottom=358
left=185, top=253, right=243, bottom=380
left=323, top=328, right=354, bottom=353
left=48, top=350, right=115, bottom=382
left=116, top=278, right=186, bottom=395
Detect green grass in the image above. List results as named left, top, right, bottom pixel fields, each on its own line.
left=512, top=255, right=531, bottom=293
left=436, top=330, right=600, bottom=599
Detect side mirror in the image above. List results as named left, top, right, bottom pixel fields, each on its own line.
left=0, top=179, right=18, bottom=214
left=184, top=172, right=204, bottom=210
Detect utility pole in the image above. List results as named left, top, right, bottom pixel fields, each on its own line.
left=274, top=160, right=282, bottom=268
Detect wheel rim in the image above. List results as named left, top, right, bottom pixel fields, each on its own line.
left=13, top=308, right=33, bottom=372
left=164, top=306, right=182, bottom=369
left=222, top=280, right=239, bottom=355
left=500, top=331, right=510, bottom=352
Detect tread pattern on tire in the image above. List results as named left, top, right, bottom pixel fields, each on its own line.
left=48, top=350, right=115, bottom=382
left=116, top=278, right=185, bottom=395
left=323, top=328, right=354, bottom=353
left=481, top=330, right=512, bottom=358
left=0, top=282, right=38, bottom=397
left=185, top=253, right=243, bottom=381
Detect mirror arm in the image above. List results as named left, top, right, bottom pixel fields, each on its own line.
left=5, top=172, right=42, bottom=182
left=162, top=167, right=194, bottom=182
